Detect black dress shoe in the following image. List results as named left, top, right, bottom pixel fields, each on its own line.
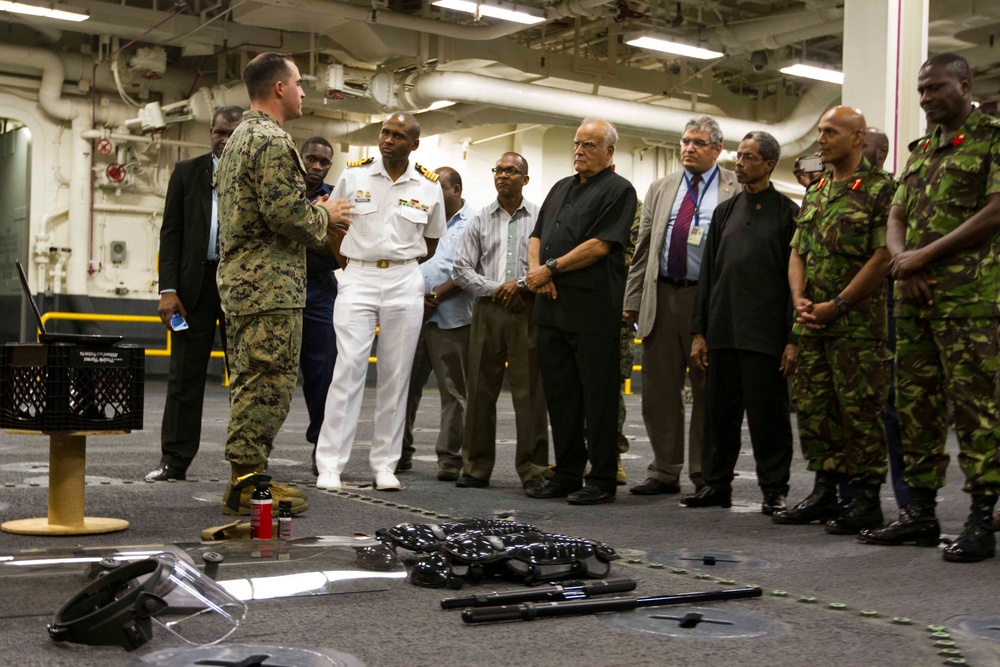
left=680, top=485, right=732, bottom=508
left=437, top=468, right=460, bottom=482
left=629, top=478, right=681, bottom=495
left=144, top=464, right=186, bottom=482
left=525, top=479, right=581, bottom=499
left=567, top=484, right=615, bottom=505
left=761, top=492, right=787, bottom=515
left=395, top=458, right=413, bottom=473
left=455, top=474, right=489, bottom=488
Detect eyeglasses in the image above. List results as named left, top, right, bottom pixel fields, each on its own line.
left=680, top=138, right=713, bottom=149
left=734, top=152, right=763, bottom=163
left=491, top=167, right=525, bottom=176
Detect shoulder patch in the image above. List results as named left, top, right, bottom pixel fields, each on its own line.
left=347, top=157, right=375, bottom=168
left=416, top=163, right=439, bottom=182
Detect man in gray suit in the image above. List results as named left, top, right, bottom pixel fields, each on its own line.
left=624, top=115, right=738, bottom=496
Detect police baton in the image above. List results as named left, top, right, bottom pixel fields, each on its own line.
left=441, top=579, right=637, bottom=609
left=461, top=586, right=762, bottom=624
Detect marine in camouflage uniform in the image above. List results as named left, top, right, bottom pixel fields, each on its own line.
left=859, top=54, right=1000, bottom=562
left=215, top=57, right=338, bottom=514
left=774, top=107, right=895, bottom=534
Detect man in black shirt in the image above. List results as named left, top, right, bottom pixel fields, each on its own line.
left=523, top=118, right=638, bottom=505
left=681, top=131, right=799, bottom=513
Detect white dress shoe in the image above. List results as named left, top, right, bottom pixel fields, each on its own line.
left=373, top=471, right=401, bottom=491
left=316, top=471, right=342, bottom=490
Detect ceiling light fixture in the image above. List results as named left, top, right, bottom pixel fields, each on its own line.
left=431, top=0, right=544, bottom=25
left=625, top=33, right=724, bottom=60
left=779, top=63, right=844, bottom=85
left=0, top=0, right=88, bottom=21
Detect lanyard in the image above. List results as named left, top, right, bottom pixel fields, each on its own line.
left=684, top=167, right=718, bottom=226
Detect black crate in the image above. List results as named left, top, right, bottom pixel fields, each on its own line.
left=0, top=343, right=145, bottom=432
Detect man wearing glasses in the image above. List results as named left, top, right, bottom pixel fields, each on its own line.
left=523, top=119, right=637, bottom=505
left=452, top=153, right=550, bottom=493
left=624, top=116, right=738, bottom=497
left=681, top=131, right=799, bottom=514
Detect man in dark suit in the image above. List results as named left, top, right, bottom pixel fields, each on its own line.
left=146, top=105, right=243, bottom=482
left=624, top=115, right=738, bottom=496
left=523, top=118, right=637, bottom=505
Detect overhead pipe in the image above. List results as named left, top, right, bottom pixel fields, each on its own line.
left=710, top=6, right=845, bottom=53
left=251, top=0, right=613, bottom=41
left=381, top=70, right=839, bottom=150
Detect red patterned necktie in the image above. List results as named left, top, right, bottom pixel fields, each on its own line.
left=667, top=173, right=701, bottom=281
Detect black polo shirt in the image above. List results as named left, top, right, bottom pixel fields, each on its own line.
left=690, top=184, right=799, bottom=358
left=531, top=167, right=637, bottom=337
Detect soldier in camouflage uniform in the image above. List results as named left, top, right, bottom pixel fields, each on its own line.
left=772, top=106, right=895, bottom=534
left=616, top=200, right=641, bottom=484
left=859, top=54, right=1000, bottom=562
left=215, top=52, right=352, bottom=515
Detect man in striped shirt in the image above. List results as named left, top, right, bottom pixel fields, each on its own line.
left=452, top=152, right=550, bottom=493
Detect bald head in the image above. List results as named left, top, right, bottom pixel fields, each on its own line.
left=816, top=106, right=867, bottom=175
left=862, top=127, right=890, bottom=169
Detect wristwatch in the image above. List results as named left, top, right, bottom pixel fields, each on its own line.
left=516, top=277, right=527, bottom=291
left=833, top=296, right=850, bottom=315
left=544, top=258, right=559, bottom=274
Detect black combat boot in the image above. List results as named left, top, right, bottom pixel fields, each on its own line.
left=825, top=484, right=883, bottom=534
left=772, top=471, right=841, bottom=525
left=942, top=495, right=997, bottom=563
left=857, top=487, right=939, bottom=547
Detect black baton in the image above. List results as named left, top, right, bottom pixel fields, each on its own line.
left=441, top=579, right=637, bottom=609
left=461, top=586, right=762, bottom=624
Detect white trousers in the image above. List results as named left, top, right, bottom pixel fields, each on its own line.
left=315, top=262, right=424, bottom=475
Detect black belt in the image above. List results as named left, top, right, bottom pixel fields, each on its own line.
left=206, top=259, right=219, bottom=269
left=659, top=275, right=697, bottom=288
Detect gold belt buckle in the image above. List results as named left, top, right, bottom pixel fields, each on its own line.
left=376, top=259, right=390, bottom=269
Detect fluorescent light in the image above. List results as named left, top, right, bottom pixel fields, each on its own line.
left=432, top=0, right=544, bottom=25
left=780, top=63, right=843, bottom=85
left=0, top=0, right=88, bottom=21
left=625, top=34, right=723, bottom=60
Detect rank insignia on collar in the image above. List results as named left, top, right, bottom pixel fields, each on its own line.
left=952, top=133, right=966, bottom=147
left=850, top=178, right=863, bottom=191
left=817, top=176, right=827, bottom=189
left=922, top=139, right=932, bottom=152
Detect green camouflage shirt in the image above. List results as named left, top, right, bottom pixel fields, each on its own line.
left=791, top=157, right=894, bottom=339
left=216, top=110, right=329, bottom=316
left=892, top=107, right=1000, bottom=319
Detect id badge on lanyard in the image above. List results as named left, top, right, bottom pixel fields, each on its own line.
left=685, top=168, right=717, bottom=246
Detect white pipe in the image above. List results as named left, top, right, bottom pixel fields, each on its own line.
left=399, top=71, right=840, bottom=150
left=93, top=204, right=163, bottom=216
left=253, top=0, right=610, bottom=40
left=711, top=6, right=844, bottom=51
left=80, top=129, right=209, bottom=150
left=0, top=44, right=75, bottom=120
left=67, top=116, right=92, bottom=294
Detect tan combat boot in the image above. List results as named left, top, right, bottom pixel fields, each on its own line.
left=222, top=464, right=309, bottom=516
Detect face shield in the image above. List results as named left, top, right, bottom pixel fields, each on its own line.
left=48, top=552, right=247, bottom=651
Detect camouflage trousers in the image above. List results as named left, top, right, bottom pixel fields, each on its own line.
left=795, top=336, right=888, bottom=485
left=618, top=321, right=636, bottom=454
left=225, top=309, right=302, bottom=467
left=895, top=317, right=1000, bottom=494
